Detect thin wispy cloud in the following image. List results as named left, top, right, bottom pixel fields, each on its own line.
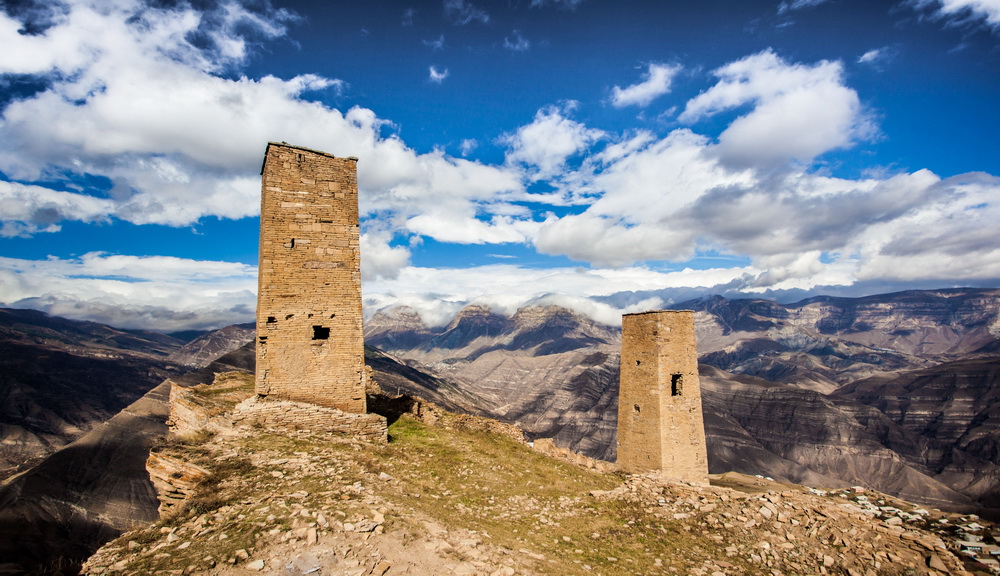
left=504, top=30, right=531, bottom=52
left=530, top=0, right=585, bottom=8
left=444, top=0, right=489, bottom=25
left=777, top=0, right=831, bottom=14
left=611, top=63, right=681, bottom=108
left=859, top=49, right=884, bottom=64
left=429, top=65, right=450, bottom=83
left=858, top=46, right=897, bottom=69
left=910, top=0, right=1000, bottom=29
left=402, top=8, right=415, bottom=26
left=460, top=139, right=478, bottom=156
left=424, top=35, right=445, bottom=51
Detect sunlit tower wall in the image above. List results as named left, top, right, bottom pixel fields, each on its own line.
left=617, top=310, right=708, bottom=482
left=256, top=142, right=365, bottom=413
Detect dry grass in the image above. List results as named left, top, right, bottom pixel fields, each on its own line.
left=373, top=416, right=723, bottom=575
left=99, top=411, right=743, bottom=575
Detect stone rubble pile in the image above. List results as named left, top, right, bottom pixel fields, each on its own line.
left=592, top=473, right=972, bottom=576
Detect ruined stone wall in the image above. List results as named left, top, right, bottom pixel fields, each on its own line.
left=256, top=142, right=365, bottom=413
left=531, top=438, right=615, bottom=473
left=617, top=310, right=708, bottom=483
left=232, top=396, right=387, bottom=443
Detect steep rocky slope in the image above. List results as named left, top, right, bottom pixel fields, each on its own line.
left=700, top=366, right=996, bottom=513
left=835, top=356, right=1000, bottom=507
left=0, top=380, right=170, bottom=574
left=0, top=337, right=258, bottom=575
left=367, top=304, right=622, bottom=460
left=0, top=308, right=185, bottom=480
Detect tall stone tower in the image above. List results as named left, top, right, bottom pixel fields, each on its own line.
left=256, top=142, right=365, bottom=413
left=617, top=310, right=708, bottom=482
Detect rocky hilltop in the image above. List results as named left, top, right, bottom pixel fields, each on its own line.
left=0, top=336, right=480, bottom=574
left=364, top=289, right=1000, bottom=516
left=82, top=375, right=983, bottom=576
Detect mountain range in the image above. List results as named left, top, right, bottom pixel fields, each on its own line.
left=365, top=288, right=1000, bottom=516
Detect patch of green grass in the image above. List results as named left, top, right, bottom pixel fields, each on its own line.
left=369, top=416, right=762, bottom=574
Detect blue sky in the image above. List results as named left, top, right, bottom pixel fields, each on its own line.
left=0, top=0, right=999, bottom=330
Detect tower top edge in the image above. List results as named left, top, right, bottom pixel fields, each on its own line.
left=622, top=309, right=694, bottom=318
left=260, top=142, right=359, bottom=174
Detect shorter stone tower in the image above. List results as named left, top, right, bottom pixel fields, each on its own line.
left=617, top=310, right=708, bottom=483
left=256, top=142, right=365, bottom=413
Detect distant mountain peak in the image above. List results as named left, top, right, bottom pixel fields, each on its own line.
left=368, top=306, right=429, bottom=331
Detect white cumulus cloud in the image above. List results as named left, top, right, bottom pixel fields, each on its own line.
left=611, top=63, right=682, bottom=108
left=501, top=104, right=605, bottom=181
left=680, top=49, right=874, bottom=167
left=0, top=252, right=257, bottom=331
left=0, top=0, right=529, bottom=249
left=0, top=181, right=115, bottom=237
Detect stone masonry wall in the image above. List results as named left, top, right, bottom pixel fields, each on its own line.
left=257, top=142, right=366, bottom=413
left=617, top=310, right=708, bottom=483
left=233, top=396, right=387, bottom=443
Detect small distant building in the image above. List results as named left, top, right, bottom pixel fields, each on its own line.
left=616, top=310, right=708, bottom=483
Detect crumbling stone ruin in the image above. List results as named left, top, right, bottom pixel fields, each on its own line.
left=256, top=142, right=366, bottom=413
left=617, top=310, right=708, bottom=483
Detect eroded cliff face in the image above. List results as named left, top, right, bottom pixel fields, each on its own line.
left=166, top=323, right=255, bottom=369
left=835, top=356, right=1000, bottom=507
left=699, top=366, right=985, bottom=511
left=693, top=289, right=1000, bottom=388
left=366, top=304, right=622, bottom=459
